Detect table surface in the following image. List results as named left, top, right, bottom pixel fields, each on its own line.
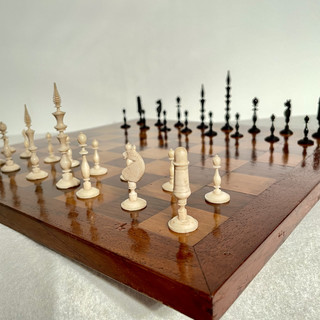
left=0, top=117, right=319, bottom=319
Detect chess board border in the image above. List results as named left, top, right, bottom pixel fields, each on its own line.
left=1, top=118, right=320, bottom=320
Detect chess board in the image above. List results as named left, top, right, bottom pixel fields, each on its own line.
left=1, top=117, right=320, bottom=320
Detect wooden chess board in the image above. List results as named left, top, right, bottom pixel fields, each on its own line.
left=1, top=118, right=320, bottom=320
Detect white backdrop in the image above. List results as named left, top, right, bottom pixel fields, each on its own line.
left=0, top=0, right=320, bottom=136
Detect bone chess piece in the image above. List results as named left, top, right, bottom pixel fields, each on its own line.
left=24, top=106, right=48, bottom=180
left=162, top=148, right=174, bottom=192
left=76, top=133, right=100, bottom=199
left=52, top=82, right=80, bottom=189
left=0, top=122, right=20, bottom=173
left=66, top=135, right=80, bottom=168
left=121, top=143, right=147, bottom=211
left=44, top=132, right=60, bottom=163
left=205, top=155, right=230, bottom=204
left=90, top=139, right=107, bottom=176
left=168, top=147, right=198, bottom=233
left=20, top=129, right=31, bottom=159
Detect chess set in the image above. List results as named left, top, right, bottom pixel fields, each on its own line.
left=1, top=77, right=320, bottom=320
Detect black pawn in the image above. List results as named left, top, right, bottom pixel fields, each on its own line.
left=121, top=109, right=131, bottom=129
left=298, top=116, right=314, bottom=146
left=231, top=113, right=243, bottom=138
left=140, top=110, right=150, bottom=130
left=265, top=114, right=280, bottom=143
left=312, top=97, right=320, bottom=139
left=174, top=97, right=184, bottom=128
left=248, top=97, right=260, bottom=134
left=221, top=71, right=233, bottom=132
left=197, top=84, right=208, bottom=130
left=154, top=100, right=163, bottom=127
left=280, top=100, right=293, bottom=136
left=136, top=96, right=143, bottom=125
left=204, top=111, right=217, bottom=137
left=160, top=110, right=171, bottom=132
left=181, top=110, right=192, bottom=134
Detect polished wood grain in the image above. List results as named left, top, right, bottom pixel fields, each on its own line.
left=0, top=116, right=319, bottom=320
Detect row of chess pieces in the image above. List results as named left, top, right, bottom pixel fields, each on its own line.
left=120, top=79, right=320, bottom=146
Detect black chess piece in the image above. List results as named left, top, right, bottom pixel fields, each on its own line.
left=204, top=111, right=217, bottom=137
left=265, top=114, right=280, bottom=143
left=248, top=97, right=261, bottom=134
left=221, top=71, right=233, bottom=132
left=312, top=98, right=320, bottom=139
left=160, top=110, right=171, bottom=132
left=154, top=100, right=163, bottom=127
left=298, top=116, right=314, bottom=146
left=180, top=110, right=192, bottom=134
left=120, top=109, right=131, bottom=129
left=280, top=100, right=293, bottom=136
left=174, top=97, right=184, bottom=129
left=197, top=85, right=208, bottom=130
left=140, top=110, right=150, bottom=130
left=231, top=113, right=243, bottom=138
left=136, top=96, right=143, bottom=125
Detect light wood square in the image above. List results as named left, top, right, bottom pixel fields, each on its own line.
left=256, top=151, right=302, bottom=167
left=194, top=156, right=248, bottom=172
left=140, top=148, right=170, bottom=159
left=139, top=206, right=228, bottom=246
left=218, top=172, right=276, bottom=195
left=188, top=144, right=226, bottom=155
left=140, top=179, right=203, bottom=202
left=144, top=160, right=170, bottom=176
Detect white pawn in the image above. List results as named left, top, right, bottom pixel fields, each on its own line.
left=162, top=148, right=174, bottom=192
left=25, top=122, right=48, bottom=181
left=1, top=137, right=20, bottom=173
left=66, top=135, right=80, bottom=168
left=120, top=143, right=147, bottom=211
left=168, top=147, right=198, bottom=233
left=44, top=132, right=60, bottom=163
left=76, top=133, right=100, bottom=199
left=20, top=129, right=31, bottom=159
left=205, top=154, right=230, bottom=204
left=90, top=139, right=107, bottom=176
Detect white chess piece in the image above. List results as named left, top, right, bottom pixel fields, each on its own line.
left=120, top=143, right=147, bottom=211
left=24, top=107, right=48, bottom=180
left=1, top=134, right=21, bottom=173
left=44, top=132, right=60, bottom=163
left=66, top=135, right=80, bottom=168
left=168, top=147, right=198, bottom=233
left=20, top=129, right=31, bottom=159
left=76, top=133, right=100, bottom=199
left=90, top=139, right=107, bottom=176
left=162, top=148, right=174, bottom=192
left=52, top=83, right=80, bottom=189
left=205, top=154, right=230, bottom=204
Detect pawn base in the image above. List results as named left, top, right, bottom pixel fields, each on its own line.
left=168, top=215, right=198, bottom=234
left=174, top=121, right=184, bottom=129
left=76, top=186, right=100, bottom=199
left=298, top=138, right=314, bottom=146
left=181, top=128, right=192, bottom=135
left=1, top=163, right=21, bottom=173
left=90, top=166, right=108, bottom=176
left=121, top=197, right=147, bottom=211
left=221, top=124, right=233, bottom=133
left=197, top=122, right=208, bottom=130
left=56, top=176, right=80, bottom=189
left=26, top=170, right=48, bottom=181
left=121, top=124, right=131, bottom=129
left=248, top=126, right=261, bottom=134
left=162, top=181, right=173, bottom=192
left=44, top=155, right=61, bottom=163
left=280, top=128, right=293, bottom=136
left=231, top=132, right=244, bottom=139
left=20, top=151, right=32, bottom=159
left=204, top=130, right=217, bottom=137
left=71, top=159, right=80, bottom=168
left=265, top=135, right=280, bottom=143
left=205, top=190, right=230, bottom=204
